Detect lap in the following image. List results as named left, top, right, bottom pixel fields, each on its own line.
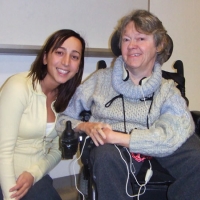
left=21, top=175, right=61, bottom=200
left=90, top=144, right=143, bottom=174
left=156, top=134, right=200, bottom=177
left=0, top=175, right=61, bottom=200
left=156, top=134, right=200, bottom=200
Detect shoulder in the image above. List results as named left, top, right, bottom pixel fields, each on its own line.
left=161, top=78, right=179, bottom=94
left=5, top=72, right=30, bottom=84
left=159, top=78, right=187, bottom=106
left=0, top=72, right=32, bottom=97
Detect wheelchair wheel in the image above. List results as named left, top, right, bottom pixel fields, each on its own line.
left=78, top=167, right=89, bottom=200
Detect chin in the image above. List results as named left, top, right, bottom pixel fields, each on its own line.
left=56, top=78, right=69, bottom=85
left=126, top=62, right=140, bottom=68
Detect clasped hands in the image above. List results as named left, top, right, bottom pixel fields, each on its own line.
left=75, top=122, right=124, bottom=146
left=75, top=122, right=130, bottom=148
left=76, top=122, right=123, bottom=146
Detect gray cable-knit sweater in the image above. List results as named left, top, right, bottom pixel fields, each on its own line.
left=56, top=56, right=194, bottom=157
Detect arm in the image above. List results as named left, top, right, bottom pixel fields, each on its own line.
left=26, top=134, right=61, bottom=183
left=100, top=128, right=130, bottom=147
left=0, top=76, right=28, bottom=199
left=129, top=82, right=195, bottom=157
left=9, top=127, right=61, bottom=200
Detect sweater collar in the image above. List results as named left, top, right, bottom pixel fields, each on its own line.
left=112, top=56, right=162, bottom=99
left=28, top=76, right=45, bottom=96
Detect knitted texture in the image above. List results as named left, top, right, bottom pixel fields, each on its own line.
left=56, top=56, right=194, bottom=157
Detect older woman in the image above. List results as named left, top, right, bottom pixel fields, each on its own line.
left=56, top=10, right=200, bottom=200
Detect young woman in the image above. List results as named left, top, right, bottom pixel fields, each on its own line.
left=56, top=10, right=200, bottom=200
left=0, top=29, right=85, bottom=200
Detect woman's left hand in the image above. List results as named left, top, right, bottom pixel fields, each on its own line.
left=102, top=128, right=130, bottom=148
left=9, top=171, right=34, bottom=199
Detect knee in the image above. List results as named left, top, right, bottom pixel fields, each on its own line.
left=90, top=144, right=121, bottom=166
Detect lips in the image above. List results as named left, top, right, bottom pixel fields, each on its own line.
left=130, top=53, right=140, bottom=57
left=57, top=68, right=69, bottom=75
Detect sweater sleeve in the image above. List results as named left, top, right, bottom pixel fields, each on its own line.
left=0, top=75, right=29, bottom=199
left=129, top=82, right=195, bottom=157
left=26, top=134, right=61, bottom=183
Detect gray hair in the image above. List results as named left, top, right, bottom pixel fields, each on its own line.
left=117, top=10, right=172, bottom=65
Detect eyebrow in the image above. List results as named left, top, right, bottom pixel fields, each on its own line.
left=58, top=46, right=81, bottom=55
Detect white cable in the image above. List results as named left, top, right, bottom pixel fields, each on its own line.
left=72, top=135, right=153, bottom=200
left=114, top=145, right=146, bottom=199
left=114, top=145, right=153, bottom=200
left=140, top=85, right=148, bottom=110
left=72, top=135, right=90, bottom=200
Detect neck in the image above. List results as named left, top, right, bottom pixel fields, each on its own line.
left=40, top=79, right=58, bottom=97
left=128, top=69, right=152, bottom=85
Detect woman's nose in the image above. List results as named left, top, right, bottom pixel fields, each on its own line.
left=128, top=39, right=137, bottom=49
left=62, top=54, right=70, bottom=66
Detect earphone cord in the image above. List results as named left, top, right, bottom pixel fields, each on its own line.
left=72, top=136, right=90, bottom=200
left=105, top=94, right=126, bottom=133
left=105, top=90, right=155, bottom=199
left=146, top=93, right=154, bottom=129
left=121, top=94, right=126, bottom=133
left=140, top=85, right=154, bottom=129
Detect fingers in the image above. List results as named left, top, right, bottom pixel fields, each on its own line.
left=82, top=122, right=113, bottom=146
left=97, top=128, right=106, bottom=139
left=89, top=128, right=103, bottom=146
left=10, top=172, right=34, bottom=199
left=89, top=124, right=109, bottom=146
left=9, top=185, right=18, bottom=193
left=10, top=186, right=28, bottom=200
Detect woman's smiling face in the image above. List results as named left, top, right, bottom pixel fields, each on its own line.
left=121, top=21, right=158, bottom=77
left=43, top=36, right=82, bottom=87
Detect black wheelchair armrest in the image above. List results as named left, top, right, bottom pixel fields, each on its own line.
left=191, top=111, right=200, bottom=137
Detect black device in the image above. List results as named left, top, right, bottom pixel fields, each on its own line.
left=60, top=111, right=93, bottom=160
left=60, top=121, right=79, bottom=159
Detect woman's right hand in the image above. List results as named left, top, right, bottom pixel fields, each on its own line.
left=75, top=122, right=112, bottom=146
left=9, top=171, right=34, bottom=200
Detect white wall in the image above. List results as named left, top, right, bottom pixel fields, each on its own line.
left=150, top=0, right=200, bottom=111
left=0, top=0, right=148, bottom=48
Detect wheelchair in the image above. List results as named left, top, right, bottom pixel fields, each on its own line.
left=60, top=31, right=200, bottom=200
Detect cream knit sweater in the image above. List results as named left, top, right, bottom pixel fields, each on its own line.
left=0, top=72, right=61, bottom=200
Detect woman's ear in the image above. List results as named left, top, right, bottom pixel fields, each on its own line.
left=156, top=43, right=163, bottom=54
left=43, top=52, right=47, bottom=65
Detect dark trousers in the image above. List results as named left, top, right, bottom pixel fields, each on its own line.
left=0, top=174, right=61, bottom=200
left=90, top=134, right=200, bottom=200
left=157, top=134, right=200, bottom=200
